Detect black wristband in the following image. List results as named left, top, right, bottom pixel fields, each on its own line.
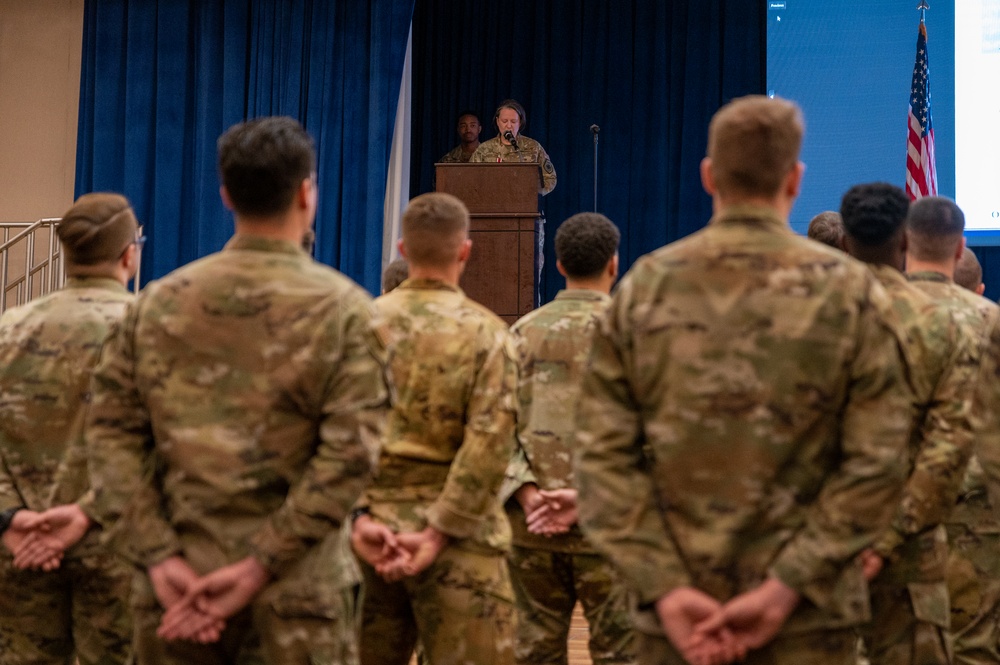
left=0, top=507, right=24, bottom=536
left=349, top=506, right=371, bottom=523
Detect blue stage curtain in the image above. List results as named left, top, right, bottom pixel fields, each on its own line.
left=410, top=0, right=764, bottom=303
left=75, top=0, right=413, bottom=294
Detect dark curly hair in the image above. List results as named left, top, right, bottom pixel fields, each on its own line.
left=555, top=213, right=620, bottom=279
left=840, top=183, right=909, bottom=246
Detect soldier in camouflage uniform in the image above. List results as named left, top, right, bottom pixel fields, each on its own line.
left=85, top=117, right=389, bottom=665
left=438, top=111, right=482, bottom=163
left=806, top=210, right=844, bottom=250
left=350, top=192, right=517, bottom=665
left=470, top=99, right=556, bottom=195
left=901, top=197, right=1000, bottom=665
left=501, top=212, right=636, bottom=665
left=574, top=96, right=913, bottom=665
left=954, top=248, right=985, bottom=296
left=838, top=184, right=977, bottom=665
left=0, top=193, right=139, bottom=665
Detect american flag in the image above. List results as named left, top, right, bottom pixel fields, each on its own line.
left=906, top=20, right=937, bottom=200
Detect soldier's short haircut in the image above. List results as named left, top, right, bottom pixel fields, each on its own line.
left=382, top=258, right=409, bottom=293
left=707, top=95, right=803, bottom=199
left=217, top=116, right=316, bottom=218
left=906, top=196, right=965, bottom=262
left=806, top=211, right=845, bottom=249
left=401, top=193, right=470, bottom=267
left=494, top=99, right=526, bottom=129
left=58, top=192, right=139, bottom=266
left=954, top=247, right=983, bottom=293
left=456, top=110, right=480, bottom=125
left=839, top=183, right=909, bottom=247
left=555, top=213, right=620, bottom=279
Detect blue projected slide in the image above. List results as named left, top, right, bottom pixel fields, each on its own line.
left=767, top=1, right=965, bottom=234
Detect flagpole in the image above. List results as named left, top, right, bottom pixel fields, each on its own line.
left=917, top=0, right=929, bottom=23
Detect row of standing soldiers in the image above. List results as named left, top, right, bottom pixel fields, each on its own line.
left=1, top=97, right=999, bottom=665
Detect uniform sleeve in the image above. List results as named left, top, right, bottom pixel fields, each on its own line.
left=0, top=455, right=23, bottom=512
left=875, top=324, right=977, bottom=557
left=469, top=145, right=486, bottom=163
left=575, top=280, right=693, bottom=605
left=769, top=284, right=911, bottom=603
left=424, top=328, right=517, bottom=539
left=86, top=300, right=182, bottom=567
left=249, top=296, right=388, bottom=575
left=537, top=144, right=557, bottom=195
left=498, top=446, right=537, bottom=506
left=970, top=311, right=1000, bottom=519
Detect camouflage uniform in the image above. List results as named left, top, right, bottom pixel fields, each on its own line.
left=85, top=235, right=388, bottom=665
left=0, top=277, right=134, bottom=665
left=574, top=206, right=913, bottom=665
left=907, top=271, right=1000, bottom=665
left=862, top=265, right=978, bottom=665
left=438, top=144, right=476, bottom=163
left=359, top=278, right=517, bottom=665
left=470, top=135, right=557, bottom=195
left=502, top=289, right=635, bottom=665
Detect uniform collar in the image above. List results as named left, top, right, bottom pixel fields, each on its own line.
left=224, top=234, right=304, bottom=255
left=63, top=276, right=130, bottom=293
left=709, top=205, right=789, bottom=232
left=554, top=289, right=610, bottom=303
left=397, top=277, right=462, bottom=294
left=906, top=270, right=951, bottom=284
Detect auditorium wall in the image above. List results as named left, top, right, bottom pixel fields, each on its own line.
left=0, top=0, right=84, bottom=222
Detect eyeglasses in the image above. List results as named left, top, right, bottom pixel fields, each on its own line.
left=120, top=233, right=147, bottom=258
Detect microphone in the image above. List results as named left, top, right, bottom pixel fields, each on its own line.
left=590, top=124, right=600, bottom=134
left=504, top=130, right=519, bottom=150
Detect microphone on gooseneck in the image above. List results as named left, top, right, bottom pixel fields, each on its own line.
left=504, top=130, right=519, bottom=150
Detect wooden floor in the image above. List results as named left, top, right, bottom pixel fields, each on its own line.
left=408, top=603, right=594, bottom=665
left=568, top=603, right=593, bottom=665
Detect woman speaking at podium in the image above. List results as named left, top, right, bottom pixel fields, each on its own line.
left=471, top=99, right=557, bottom=195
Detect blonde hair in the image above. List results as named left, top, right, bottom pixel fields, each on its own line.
left=401, top=193, right=470, bottom=267
left=707, top=95, right=804, bottom=199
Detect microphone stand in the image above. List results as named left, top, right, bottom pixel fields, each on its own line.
left=590, top=124, right=600, bottom=211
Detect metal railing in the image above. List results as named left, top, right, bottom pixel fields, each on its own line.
left=0, top=219, right=142, bottom=315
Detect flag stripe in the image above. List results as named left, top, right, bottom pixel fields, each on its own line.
left=906, top=20, right=937, bottom=201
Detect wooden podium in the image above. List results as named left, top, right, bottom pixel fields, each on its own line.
left=435, top=162, right=542, bottom=324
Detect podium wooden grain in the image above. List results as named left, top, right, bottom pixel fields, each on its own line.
left=435, top=163, right=542, bottom=324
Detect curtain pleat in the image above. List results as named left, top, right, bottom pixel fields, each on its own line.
left=75, top=0, right=414, bottom=295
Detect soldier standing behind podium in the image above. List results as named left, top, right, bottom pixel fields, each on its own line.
left=438, top=111, right=482, bottom=163
left=471, top=99, right=556, bottom=195
left=502, top=212, right=636, bottom=665
left=85, top=116, right=389, bottom=665
left=351, top=192, right=518, bottom=665
left=0, top=193, right=139, bottom=665
left=574, top=95, right=913, bottom=665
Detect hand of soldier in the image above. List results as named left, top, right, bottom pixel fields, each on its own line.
left=378, top=526, right=449, bottom=581
left=2, top=510, right=63, bottom=571
left=25, top=504, right=92, bottom=550
left=514, top=483, right=544, bottom=513
left=150, top=555, right=225, bottom=644
left=351, top=515, right=410, bottom=568
left=859, top=549, right=884, bottom=581
left=526, top=488, right=579, bottom=535
left=157, top=556, right=269, bottom=642
left=656, top=587, right=742, bottom=665
left=693, top=576, right=800, bottom=655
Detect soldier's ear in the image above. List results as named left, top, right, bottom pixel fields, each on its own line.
left=700, top=158, right=716, bottom=197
